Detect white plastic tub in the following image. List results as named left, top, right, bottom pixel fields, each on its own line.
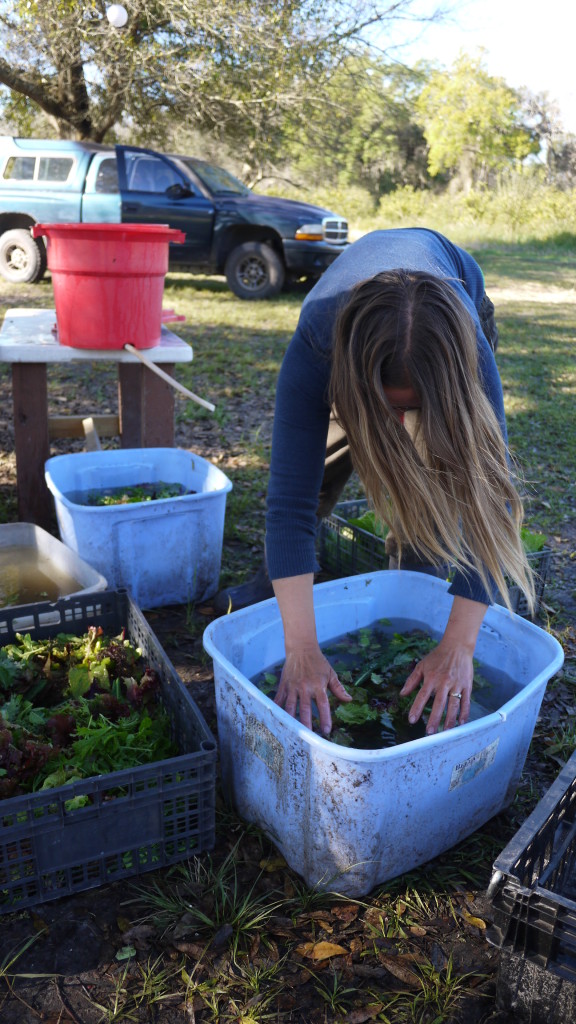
left=203, top=571, right=564, bottom=896
left=0, top=521, right=107, bottom=607
left=0, top=522, right=107, bottom=632
left=45, top=448, right=232, bottom=609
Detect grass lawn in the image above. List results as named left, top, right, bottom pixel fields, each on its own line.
left=0, top=242, right=574, bottom=1023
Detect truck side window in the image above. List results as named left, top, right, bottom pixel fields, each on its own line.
left=3, top=156, right=73, bottom=182
left=3, top=156, right=36, bottom=180
left=95, top=159, right=119, bottom=193
left=128, top=156, right=180, bottom=193
left=38, top=157, right=73, bottom=182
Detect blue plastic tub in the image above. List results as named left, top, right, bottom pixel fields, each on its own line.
left=203, top=571, right=564, bottom=896
left=45, top=448, right=232, bottom=608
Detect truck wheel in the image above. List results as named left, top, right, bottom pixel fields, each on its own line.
left=0, top=229, right=47, bottom=284
left=225, top=242, right=285, bottom=300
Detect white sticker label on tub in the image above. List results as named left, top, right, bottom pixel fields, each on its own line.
left=245, top=715, right=284, bottom=776
left=449, top=739, right=499, bottom=790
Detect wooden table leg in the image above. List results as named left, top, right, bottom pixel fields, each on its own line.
left=12, top=363, right=54, bottom=530
left=118, top=362, right=176, bottom=448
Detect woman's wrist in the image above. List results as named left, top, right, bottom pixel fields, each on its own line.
left=273, top=573, right=318, bottom=648
left=441, top=595, right=488, bottom=652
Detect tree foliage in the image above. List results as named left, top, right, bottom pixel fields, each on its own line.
left=1, top=5, right=570, bottom=195
left=0, top=0, right=436, bottom=176
left=286, top=52, right=430, bottom=197
left=416, top=51, right=540, bottom=189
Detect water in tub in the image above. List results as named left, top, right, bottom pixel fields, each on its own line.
left=0, top=546, right=83, bottom=606
left=252, top=618, right=518, bottom=749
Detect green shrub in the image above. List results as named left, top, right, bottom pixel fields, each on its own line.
left=254, top=173, right=576, bottom=247
left=371, top=177, right=576, bottom=246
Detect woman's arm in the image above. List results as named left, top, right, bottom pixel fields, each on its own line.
left=399, top=595, right=488, bottom=733
left=272, top=574, right=352, bottom=735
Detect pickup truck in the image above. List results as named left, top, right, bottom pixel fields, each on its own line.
left=0, top=137, right=348, bottom=299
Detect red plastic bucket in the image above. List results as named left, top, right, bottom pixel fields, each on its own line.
left=31, top=223, right=185, bottom=350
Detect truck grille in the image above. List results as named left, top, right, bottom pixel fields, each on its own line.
left=323, top=218, right=348, bottom=244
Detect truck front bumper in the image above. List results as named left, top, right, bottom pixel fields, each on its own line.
left=282, top=240, right=348, bottom=276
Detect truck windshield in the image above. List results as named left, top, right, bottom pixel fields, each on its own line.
left=177, top=158, right=250, bottom=196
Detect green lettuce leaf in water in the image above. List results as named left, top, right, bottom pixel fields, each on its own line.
left=334, top=702, right=379, bottom=726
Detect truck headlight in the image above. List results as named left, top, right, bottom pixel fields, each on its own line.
left=294, top=223, right=324, bottom=241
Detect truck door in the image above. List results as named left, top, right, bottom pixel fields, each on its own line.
left=81, top=153, right=122, bottom=222
left=115, top=145, right=215, bottom=265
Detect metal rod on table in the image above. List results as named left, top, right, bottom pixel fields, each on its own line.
left=124, top=344, right=216, bottom=412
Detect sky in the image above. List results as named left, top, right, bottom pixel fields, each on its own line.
left=382, top=0, right=576, bottom=134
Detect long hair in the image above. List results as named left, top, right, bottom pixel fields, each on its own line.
left=329, top=269, right=535, bottom=613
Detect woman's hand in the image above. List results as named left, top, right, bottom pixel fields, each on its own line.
left=399, top=595, right=488, bottom=734
left=400, top=639, right=474, bottom=733
left=274, top=643, right=352, bottom=734
left=271, top=572, right=352, bottom=735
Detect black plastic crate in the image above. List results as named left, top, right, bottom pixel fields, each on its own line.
left=0, top=590, right=217, bottom=913
left=319, top=499, right=552, bottom=619
left=317, top=499, right=389, bottom=577
left=487, top=749, right=576, bottom=984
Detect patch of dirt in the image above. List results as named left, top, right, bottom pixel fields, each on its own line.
left=489, top=285, right=576, bottom=303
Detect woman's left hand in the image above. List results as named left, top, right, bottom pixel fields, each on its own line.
left=399, top=595, right=488, bottom=734
left=399, top=639, right=474, bottom=733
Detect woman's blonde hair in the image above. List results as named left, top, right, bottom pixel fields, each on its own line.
left=329, top=269, right=535, bottom=613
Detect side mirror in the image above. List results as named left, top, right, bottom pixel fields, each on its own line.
left=167, top=182, right=193, bottom=199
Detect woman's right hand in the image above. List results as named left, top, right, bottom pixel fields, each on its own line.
left=274, top=642, right=351, bottom=734
left=271, top=572, right=352, bottom=735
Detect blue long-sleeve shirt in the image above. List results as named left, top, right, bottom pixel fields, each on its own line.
left=266, top=228, right=506, bottom=605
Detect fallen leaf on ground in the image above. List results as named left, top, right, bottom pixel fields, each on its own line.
left=296, top=940, right=348, bottom=960
left=461, top=911, right=487, bottom=930
left=377, top=952, right=421, bottom=988
left=210, top=923, right=234, bottom=948
left=174, top=941, right=207, bottom=957
left=331, top=904, right=360, bottom=925
left=121, top=923, right=156, bottom=944
left=363, top=907, right=385, bottom=929
left=299, top=909, right=339, bottom=922
left=346, top=1006, right=385, bottom=1024
left=259, top=854, right=287, bottom=871
left=284, top=876, right=295, bottom=897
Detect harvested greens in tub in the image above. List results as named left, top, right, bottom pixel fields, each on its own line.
left=253, top=619, right=508, bottom=749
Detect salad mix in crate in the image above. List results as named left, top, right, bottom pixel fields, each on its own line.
left=0, top=590, right=216, bottom=912
left=0, top=626, right=177, bottom=804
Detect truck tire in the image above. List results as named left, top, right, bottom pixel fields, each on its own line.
left=225, top=242, right=285, bottom=300
left=0, top=228, right=47, bottom=284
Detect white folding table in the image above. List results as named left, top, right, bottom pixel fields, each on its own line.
left=0, top=308, right=193, bottom=530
